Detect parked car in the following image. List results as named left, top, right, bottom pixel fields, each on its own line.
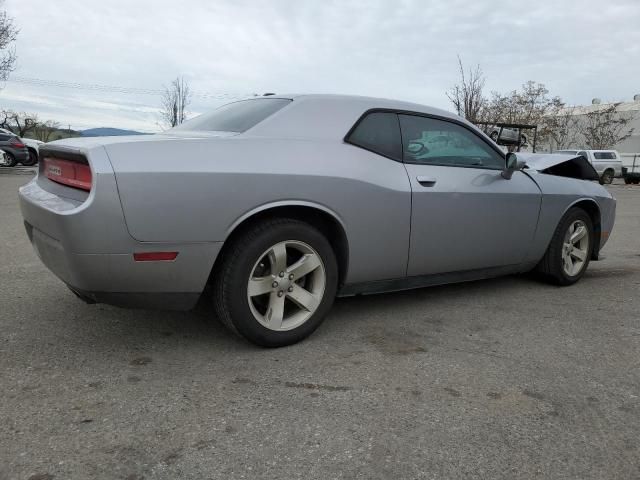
left=488, top=125, right=527, bottom=146
left=0, top=128, right=43, bottom=166
left=556, top=149, right=623, bottom=184
left=19, top=94, right=616, bottom=347
left=0, top=149, right=9, bottom=166
left=0, top=133, right=30, bottom=167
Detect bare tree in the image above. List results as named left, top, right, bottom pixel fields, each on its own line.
left=0, top=110, right=38, bottom=136
left=539, top=100, right=580, bottom=151
left=446, top=56, right=486, bottom=122
left=483, top=81, right=556, bottom=126
left=33, top=119, right=61, bottom=142
left=0, top=2, right=18, bottom=83
left=578, top=103, right=635, bottom=150
left=160, top=77, right=191, bottom=128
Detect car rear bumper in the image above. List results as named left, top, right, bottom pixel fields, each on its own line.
left=19, top=165, right=222, bottom=311
left=5, top=146, right=29, bottom=161
left=67, top=286, right=201, bottom=311
left=592, top=161, right=623, bottom=177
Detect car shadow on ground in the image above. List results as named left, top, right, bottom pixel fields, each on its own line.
left=30, top=272, right=548, bottom=360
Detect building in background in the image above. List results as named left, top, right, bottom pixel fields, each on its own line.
left=543, top=95, right=640, bottom=158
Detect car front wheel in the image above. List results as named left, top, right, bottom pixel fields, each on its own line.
left=213, top=218, right=338, bottom=347
left=536, top=207, right=593, bottom=285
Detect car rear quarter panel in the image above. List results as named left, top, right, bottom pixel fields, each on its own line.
left=105, top=137, right=412, bottom=284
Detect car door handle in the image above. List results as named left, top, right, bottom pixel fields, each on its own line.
left=416, top=176, right=437, bottom=187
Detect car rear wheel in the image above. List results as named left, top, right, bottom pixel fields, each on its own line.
left=212, top=218, right=338, bottom=347
left=536, top=207, right=593, bottom=286
left=601, top=169, right=614, bottom=184
left=21, top=148, right=38, bottom=166
left=490, top=132, right=499, bottom=142
left=3, top=152, right=17, bottom=167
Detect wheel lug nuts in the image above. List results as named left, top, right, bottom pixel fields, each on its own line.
left=288, top=286, right=293, bottom=292
left=279, top=272, right=285, bottom=278
left=289, top=274, right=294, bottom=280
left=277, top=291, right=284, bottom=297
left=272, top=282, right=278, bottom=288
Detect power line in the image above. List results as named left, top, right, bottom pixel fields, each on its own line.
left=7, top=75, right=254, bottom=100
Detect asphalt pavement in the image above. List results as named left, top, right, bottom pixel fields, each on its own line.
left=1, top=173, right=639, bottom=480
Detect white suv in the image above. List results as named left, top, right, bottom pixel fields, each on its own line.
left=556, top=150, right=623, bottom=184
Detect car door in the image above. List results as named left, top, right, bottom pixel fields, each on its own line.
left=398, top=113, right=542, bottom=276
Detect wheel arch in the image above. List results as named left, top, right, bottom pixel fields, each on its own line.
left=564, top=198, right=602, bottom=260
left=213, top=202, right=350, bottom=288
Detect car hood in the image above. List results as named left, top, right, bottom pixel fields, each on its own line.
left=518, top=153, right=600, bottom=181
left=518, top=153, right=579, bottom=170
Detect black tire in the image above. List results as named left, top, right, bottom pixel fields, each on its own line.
left=490, top=132, right=499, bottom=142
left=520, top=135, right=527, bottom=145
left=4, top=152, right=17, bottom=167
left=536, top=207, right=594, bottom=286
left=633, top=179, right=640, bottom=185
left=624, top=177, right=632, bottom=184
left=21, top=148, right=38, bottom=166
left=212, top=218, right=338, bottom=347
left=601, top=169, right=614, bottom=185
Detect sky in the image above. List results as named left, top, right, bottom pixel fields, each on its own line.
left=1, top=0, right=639, bottom=132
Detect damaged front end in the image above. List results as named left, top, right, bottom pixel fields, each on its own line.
left=518, top=153, right=601, bottom=183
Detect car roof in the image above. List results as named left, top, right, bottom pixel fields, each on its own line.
left=265, top=93, right=458, bottom=119
left=245, top=94, right=467, bottom=140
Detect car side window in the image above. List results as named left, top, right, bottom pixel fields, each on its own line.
left=346, top=112, right=401, bottom=160
left=0, top=134, right=9, bottom=141
left=593, top=152, right=615, bottom=160
left=398, top=114, right=504, bottom=169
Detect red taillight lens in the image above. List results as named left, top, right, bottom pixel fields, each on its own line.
left=44, top=157, right=92, bottom=191
left=10, top=137, right=25, bottom=148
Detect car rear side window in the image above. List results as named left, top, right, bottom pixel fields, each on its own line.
left=346, top=112, right=402, bottom=160
left=399, top=114, right=504, bottom=169
left=593, top=152, right=616, bottom=160
left=170, top=98, right=291, bottom=133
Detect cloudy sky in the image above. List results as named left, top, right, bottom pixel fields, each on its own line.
left=1, top=0, right=639, bottom=132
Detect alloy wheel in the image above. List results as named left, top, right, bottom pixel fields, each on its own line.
left=247, top=240, right=326, bottom=331
left=561, top=220, right=589, bottom=277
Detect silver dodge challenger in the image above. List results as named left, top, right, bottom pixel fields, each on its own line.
left=18, top=94, right=616, bottom=347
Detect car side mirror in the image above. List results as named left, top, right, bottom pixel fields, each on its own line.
left=502, top=152, right=526, bottom=180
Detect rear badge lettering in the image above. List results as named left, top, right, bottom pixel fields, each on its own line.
left=48, top=165, right=62, bottom=176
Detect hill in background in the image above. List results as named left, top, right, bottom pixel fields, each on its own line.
left=80, top=127, right=149, bottom=137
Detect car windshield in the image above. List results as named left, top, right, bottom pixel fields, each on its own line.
left=170, top=98, right=291, bottom=133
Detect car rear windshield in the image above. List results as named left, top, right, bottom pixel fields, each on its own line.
left=170, top=98, right=291, bottom=133
left=593, top=152, right=617, bottom=160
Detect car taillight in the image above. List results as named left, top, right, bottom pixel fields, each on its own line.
left=44, top=157, right=92, bottom=191
left=10, top=137, right=25, bottom=148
